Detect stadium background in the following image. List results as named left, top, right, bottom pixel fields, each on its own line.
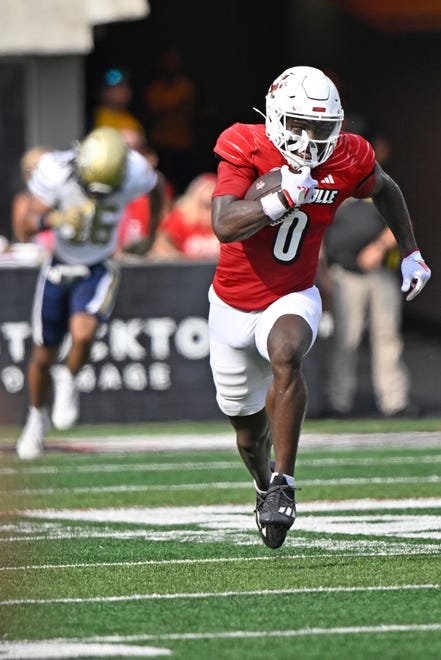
left=87, top=0, right=441, bottom=328
left=0, top=0, right=440, bottom=423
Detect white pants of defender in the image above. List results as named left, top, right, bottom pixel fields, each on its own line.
left=208, top=285, right=322, bottom=417
left=326, top=264, right=409, bottom=415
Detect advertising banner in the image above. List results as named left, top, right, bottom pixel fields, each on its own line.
left=0, top=262, right=223, bottom=425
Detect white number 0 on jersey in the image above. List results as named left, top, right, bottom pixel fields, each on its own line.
left=272, top=209, right=309, bottom=262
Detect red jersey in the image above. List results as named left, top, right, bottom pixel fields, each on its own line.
left=212, top=123, right=376, bottom=310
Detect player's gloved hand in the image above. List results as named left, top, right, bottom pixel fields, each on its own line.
left=46, top=202, right=95, bottom=240
left=400, top=250, right=431, bottom=301
left=47, top=208, right=83, bottom=231
left=280, top=165, right=318, bottom=207
left=260, top=165, right=318, bottom=226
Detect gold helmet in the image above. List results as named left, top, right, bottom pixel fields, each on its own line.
left=76, top=127, right=128, bottom=196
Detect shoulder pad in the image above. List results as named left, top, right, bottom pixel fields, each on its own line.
left=214, top=123, right=257, bottom=167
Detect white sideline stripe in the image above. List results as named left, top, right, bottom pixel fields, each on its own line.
left=3, top=453, right=441, bottom=475
left=6, top=625, right=441, bottom=651
left=6, top=475, right=441, bottom=495
left=3, top=624, right=441, bottom=655
left=0, top=584, right=438, bottom=606
left=74, top=623, right=441, bottom=641
left=0, top=642, right=171, bottom=658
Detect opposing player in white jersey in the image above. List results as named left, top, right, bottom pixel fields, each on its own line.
left=16, top=127, right=167, bottom=459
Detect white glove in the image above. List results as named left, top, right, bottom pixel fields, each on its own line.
left=400, top=250, right=431, bottom=301
left=260, top=165, right=318, bottom=225
left=280, top=165, right=318, bottom=207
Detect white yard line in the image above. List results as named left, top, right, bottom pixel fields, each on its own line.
left=1, top=500, right=439, bottom=546
left=0, top=584, right=438, bottom=606
left=2, top=453, right=441, bottom=476
left=81, top=623, right=441, bottom=641
left=2, top=431, right=441, bottom=454
left=0, top=642, right=170, bottom=658
left=4, top=474, right=441, bottom=496
left=14, top=497, right=441, bottom=519
left=0, top=549, right=437, bottom=572
left=0, top=461, right=241, bottom=476
left=3, top=624, right=441, bottom=658
left=74, top=623, right=441, bottom=641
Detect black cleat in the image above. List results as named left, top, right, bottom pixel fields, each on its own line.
left=254, top=473, right=296, bottom=549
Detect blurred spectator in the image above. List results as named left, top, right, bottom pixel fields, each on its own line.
left=323, top=133, right=415, bottom=418
left=93, top=67, right=145, bottom=136
left=301, top=245, right=335, bottom=419
left=0, top=233, right=9, bottom=253
left=322, top=67, right=392, bottom=157
left=151, top=173, right=218, bottom=260
left=143, top=46, right=198, bottom=194
left=116, top=128, right=174, bottom=257
left=12, top=145, right=55, bottom=255
left=315, top=244, right=334, bottom=340
left=118, top=127, right=149, bottom=153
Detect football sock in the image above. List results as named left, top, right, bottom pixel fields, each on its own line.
left=271, top=472, right=295, bottom=488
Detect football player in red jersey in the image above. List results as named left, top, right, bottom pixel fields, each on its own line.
left=208, top=66, right=431, bottom=549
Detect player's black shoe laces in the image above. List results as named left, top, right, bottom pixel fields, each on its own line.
left=254, top=473, right=299, bottom=549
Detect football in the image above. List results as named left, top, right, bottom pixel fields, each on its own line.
left=244, top=168, right=282, bottom=200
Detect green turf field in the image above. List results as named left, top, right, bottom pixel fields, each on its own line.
left=1, top=420, right=440, bottom=659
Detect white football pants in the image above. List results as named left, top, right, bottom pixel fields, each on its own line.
left=208, top=284, right=322, bottom=416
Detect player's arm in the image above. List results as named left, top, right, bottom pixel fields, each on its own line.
left=15, top=194, right=89, bottom=242
left=370, top=161, right=431, bottom=300
left=370, top=162, right=418, bottom=256
left=13, top=194, right=53, bottom=242
left=212, top=194, right=271, bottom=243
left=212, top=162, right=317, bottom=243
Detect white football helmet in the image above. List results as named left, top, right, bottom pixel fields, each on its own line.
left=75, top=127, right=128, bottom=197
left=265, top=66, right=344, bottom=169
